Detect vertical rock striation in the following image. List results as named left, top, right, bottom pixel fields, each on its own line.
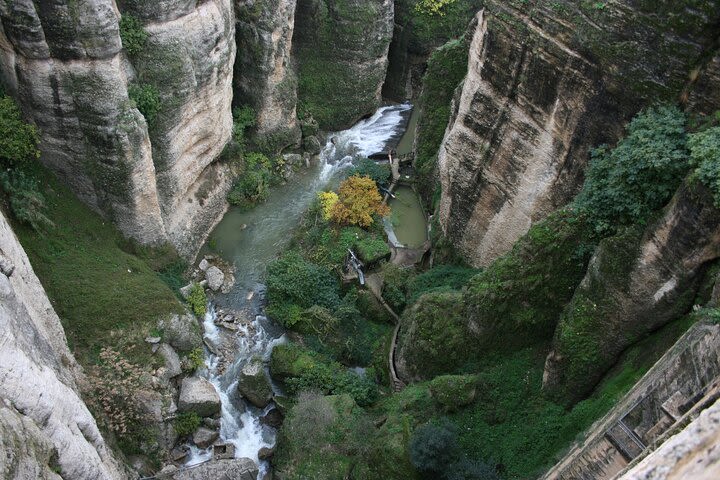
left=293, top=0, right=394, bottom=130
left=234, top=0, right=300, bottom=150
left=0, top=0, right=236, bottom=259
left=543, top=181, right=720, bottom=404
left=0, top=211, right=125, bottom=479
left=438, top=1, right=720, bottom=267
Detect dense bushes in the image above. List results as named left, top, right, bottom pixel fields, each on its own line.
left=348, top=158, right=391, bottom=185
left=688, top=126, right=720, bottom=207
left=119, top=15, right=148, bottom=55
left=266, top=251, right=341, bottom=328
left=329, top=176, right=390, bottom=227
left=227, top=152, right=272, bottom=209
left=128, top=83, right=161, bottom=127
left=270, top=344, right=378, bottom=406
left=186, top=283, right=207, bottom=318
left=0, top=95, right=50, bottom=230
left=575, top=105, right=690, bottom=234
left=174, top=412, right=201, bottom=437
left=407, top=264, right=478, bottom=304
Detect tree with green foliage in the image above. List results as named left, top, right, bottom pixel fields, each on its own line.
left=688, top=126, right=720, bottom=207
left=414, top=0, right=458, bottom=16
left=0, top=96, right=39, bottom=166
left=227, top=152, right=272, bottom=208
left=348, top=158, right=391, bottom=185
left=409, top=419, right=460, bottom=477
left=119, top=15, right=148, bottom=55
left=575, top=105, right=690, bottom=234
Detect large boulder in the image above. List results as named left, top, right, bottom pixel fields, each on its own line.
left=158, top=313, right=203, bottom=352
left=178, top=378, right=221, bottom=417
left=157, top=343, right=182, bottom=379
left=238, top=357, right=273, bottom=408
left=192, top=427, right=219, bottom=449
left=205, top=266, right=225, bottom=292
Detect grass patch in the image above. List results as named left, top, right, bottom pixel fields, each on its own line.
left=11, top=169, right=184, bottom=365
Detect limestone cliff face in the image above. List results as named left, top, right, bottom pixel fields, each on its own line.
left=543, top=181, right=720, bottom=404
left=0, top=0, right=235, bottom=259
left=438, top=2, right=720, bottom=267
left=0, top=211, right=125, bottom=479
left=293, top=0, right=394, bottom=130
left=234, top=0, right=300, bottom=150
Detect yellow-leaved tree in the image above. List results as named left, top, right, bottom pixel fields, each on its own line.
left=330, top=176, right=390, bottom=227
left=317, top=191, right=339, bottom=220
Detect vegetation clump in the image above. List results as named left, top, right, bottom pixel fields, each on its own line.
left=128, top=83, right=161, bottom=127
left=174, top=412, right=201, bottom=437
left=329, top=176, right=390, bottom=227
left=119, top=15, right=148, bottom=56
left=575, top=105, right=690, bottom=234
left=186, top=283, right=207, bottom=318
left=348, top=158, right=391, bottom=185
left=688, top=126, right=720, bottom=207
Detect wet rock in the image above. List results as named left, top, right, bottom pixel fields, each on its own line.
left=173, top=457, right=258, bottom=480
left=258, top=446, right=275, bottom=460
left=206, top=266, right=225, bottom=292
left=193, top=427, right=219, bottom=449
left=303, top=135, right=322, bottom=155
left=260, top=408, right=284, bottom=429
left=238, top=357, right=273, bottom=408
left=203, top=417, right=221, bottom=430
left=213, top=443, right=236, bottom=460
left=178, top=377, right=221, bottom=417
left=171, top=445, right=189, bottom=463
left=158, top=343, right=182, bottom=379
left=158, top=313, right=203, bottom=352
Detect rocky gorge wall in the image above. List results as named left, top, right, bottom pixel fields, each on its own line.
left=0, top=0, right=236, bottom=260
left=437, top=1, right=720, bottom=267
left=0, top=210, right=125, bottom=479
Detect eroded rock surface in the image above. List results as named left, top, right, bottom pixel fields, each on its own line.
left=438, top=2, right=720, bottom=267
left=234, top=0, right=300, bottom=150
left=0, top=0, right=235, bottom=259
left=0, top=211, right=125, bottom=479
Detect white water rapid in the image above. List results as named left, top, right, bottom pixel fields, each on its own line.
left=184, top=104, right=412, bottom=479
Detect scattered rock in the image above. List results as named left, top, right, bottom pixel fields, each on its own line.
left=202, top=417, right=221, bottom=429
left=145, top=336, right=162, bottom=344
left=135, top=390, right=163, bottom=423
left=303, top=135, right=322, bottom=155
left=128, top=454, right=155, bottom=477
left=193, top=427, right=219, bottom=449
left=180, top=283, right=194, bottom=299
left=171, top=445, right=189, bottom=463
left=157, top=343, right=182, bottom=378
left=238, top=357, right=273, bottom=408
left=158, top=464, right=179, bottom=476
left=173, top=458, right=257, bottom=480
left=213, top=443, right=236, bottom=460
left=178, top=377, right=221, bottom=417
left=158, top=314, right=203, bottom=352
left=199, top=258, right=210, bottom=272
left=260, top=408, right=284, bottom=429
left=258, top=446, right=275, bottom=460
left=206, top=266, right=225, bottom=291
left=283, top=153, right=303, bottom=167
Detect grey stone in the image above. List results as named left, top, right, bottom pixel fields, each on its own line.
left=205, top=266, right=225, bottom=292
left=199, top=259, right=210, bottom=272
left=178, top=377, right=221, bottom=417
left=193, top=427, right=219, bottom=449
left=258, top=446, right=275, bottom=460
left=158, top=343, right=182, bottom=378
left=260, top=408, right=284, bottom=429
left=238, top=357, right=273, bottom=408
left=303, top=135, right=322, bottom=155
left=180, top=283, right=194, bottom=299
left=282, top=153, right=303, bottom=166
left=145, top=336, right=162, bottom=344
left=158, top=314, right=203, bottom=352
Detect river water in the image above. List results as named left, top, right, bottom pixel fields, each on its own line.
left=185, top=104, right=412, bottom=476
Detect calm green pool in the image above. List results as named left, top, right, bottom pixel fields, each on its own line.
left=388, top=185, right=427, bottom=248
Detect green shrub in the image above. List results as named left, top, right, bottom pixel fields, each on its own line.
left=128, top=83, right=161, bottom=127
left=429, top=375, right=477, bottom=412
left=119, top=15, right=148, bottom=56
left=409, top=419, right=459, bottom=477
left=575, top=105, right=690, bottom=234
left=232, top=106, right=256, bottom=149
left=227, top=152, right=272, bottom=209
left=0, top=95, right=39, bottom=167
left=266, top=251, right=341, bottom=328
left=445, top=459, right=498, bottom=480
left=382, top=263, right=414, bottom=313
left=270, top=344, right=378, bottom=406
left=355, top=236, right=391, bottom=264
left=407, top=265, right=478, bottom=303
left=187, top=283, right=207, bottom=318
left=174, top=412, right=201, bottom=437
left=688, top=126, right=720, bottom=207
left=187, top=347, right=205, bottom=372
left=348, top=158, right=391, bottom=185
left=0, top=169, right=52, bottom=231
